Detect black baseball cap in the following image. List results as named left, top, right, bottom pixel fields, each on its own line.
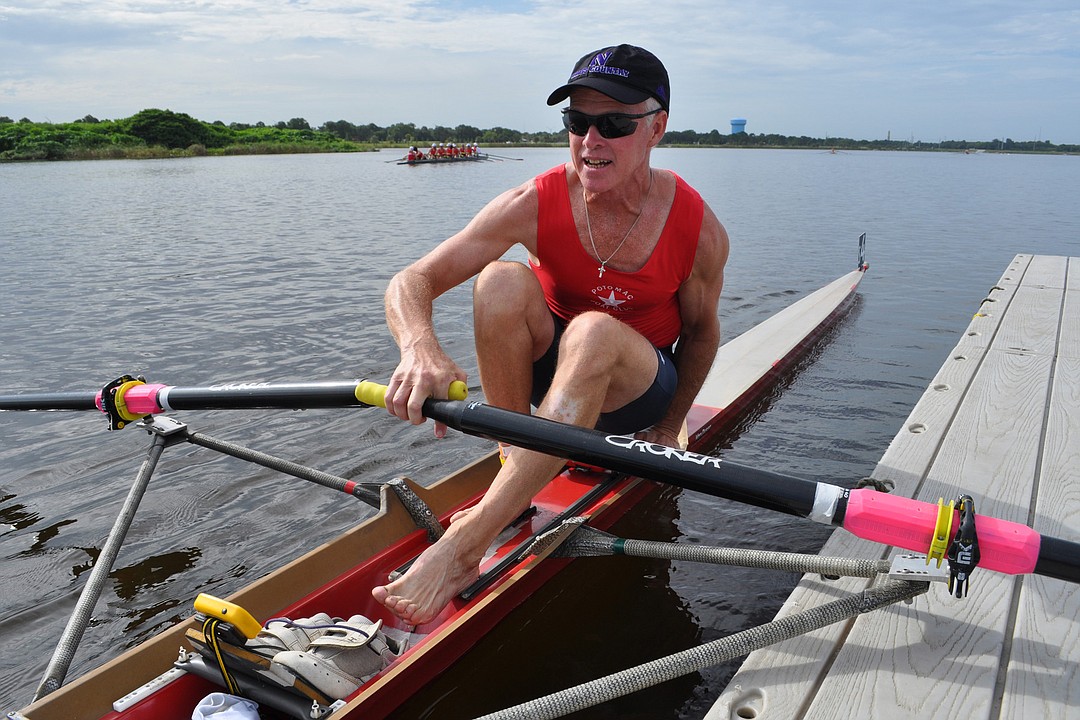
left=546, top=44, right=670, bottom=111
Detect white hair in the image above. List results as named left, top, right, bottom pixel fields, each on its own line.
left=642, top=97, right=666, bottom=133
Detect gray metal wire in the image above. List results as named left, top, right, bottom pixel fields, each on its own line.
left=184, top=428, right=382, bottom=507
left=474, top=579, right=928, bottom=720
left=555, top=523, right=891, bottom=578
left=185, top=429, right=444, bottom=539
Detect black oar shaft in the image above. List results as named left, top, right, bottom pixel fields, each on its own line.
left=422, top=397, right=1080, bottom=586
left=162, top=382, right=372, bottom=411
left=424, top=398, right=824, bottom=520
left=0, top=392, right=99, bottom=411
left=0, top=381, right=387, bottom=415
left=1035, top=535, right=1080, bottom=583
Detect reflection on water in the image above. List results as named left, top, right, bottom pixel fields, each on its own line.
left=110, top=549, right=203, bottom=600
left=1, top=497, right=42, bottom=536
left=21, top=520, right=78, bottom=558
left=1, top=148, right=1079, bottom=715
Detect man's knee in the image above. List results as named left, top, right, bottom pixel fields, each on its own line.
left=563, top=311, right=621, bottom=340
left=474, top=261, right=535, bottom=303
left=559, top=312, right=628, bottom=362
left=474, top=262, right=545, bottom=330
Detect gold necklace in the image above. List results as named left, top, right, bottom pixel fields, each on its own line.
left=582, top=170, right=653, bottom=279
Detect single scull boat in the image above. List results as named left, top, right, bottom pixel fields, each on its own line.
left=4, top=239, right=872, bottom=719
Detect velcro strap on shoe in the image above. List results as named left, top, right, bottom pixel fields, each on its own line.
left=307, top=619, right=383, bottom=649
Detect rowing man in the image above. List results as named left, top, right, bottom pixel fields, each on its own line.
left=374, top=44, right=730, bottom=625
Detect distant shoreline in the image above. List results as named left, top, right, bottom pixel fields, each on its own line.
left=6, top=143, right=1077, bottom=164
left=3, top=109, right=1076, bottom=163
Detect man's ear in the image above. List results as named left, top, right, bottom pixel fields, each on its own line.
left=648, top=111, right=668, bottom=148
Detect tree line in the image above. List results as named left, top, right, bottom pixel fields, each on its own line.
left=0, top=109, right=369, bottom=162
left=2, top=108, right=1076, bottom=162
left=241, top=118, right=1080, bottom=154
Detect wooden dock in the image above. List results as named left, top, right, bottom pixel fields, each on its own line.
left=708, top=254, right=1079, bottom=720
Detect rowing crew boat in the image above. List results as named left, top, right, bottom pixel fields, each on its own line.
left=397, top=153, right=488, bottom=166
left=5, top=237, right=867, bottom=720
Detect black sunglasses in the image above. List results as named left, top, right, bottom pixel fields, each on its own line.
left=561, top=108, right=663, bottom=139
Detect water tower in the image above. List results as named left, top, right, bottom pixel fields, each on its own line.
left=730, top=118, right=747, bottom=134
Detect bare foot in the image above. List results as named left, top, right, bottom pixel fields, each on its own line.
left=372, top=526, right=483, bottom=625
left=448, top=505, right=476, bottom=524
left=373, top=450, right=558, bottom=624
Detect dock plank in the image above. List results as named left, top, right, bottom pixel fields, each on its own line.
left=708, top=254, right=1079, bottom=720
left=801, top=346, right=1052, bottom=720
left=708, top=271, right=1012, bottom=720
left=1060, top=259, right=1079, bottom=358
left=1000, top=353, right=1080, bottom=719
left=1020, top=255, right=1068, bottom=288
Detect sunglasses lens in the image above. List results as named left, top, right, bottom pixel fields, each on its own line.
left=562, top=111, right=588, bottom=136
left=563, top=111, right=637, bottom=139
left=599, top=116, right=635, bottom=138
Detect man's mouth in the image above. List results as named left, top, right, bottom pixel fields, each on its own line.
left=583, top=158, right=611, bottom=168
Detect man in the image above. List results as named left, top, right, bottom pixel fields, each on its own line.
left=373, top=44, right=729, bottom=625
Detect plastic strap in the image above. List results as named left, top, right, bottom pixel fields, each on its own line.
left=927, top=498, right=955, bottom=568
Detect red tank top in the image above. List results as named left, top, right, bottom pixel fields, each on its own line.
left=529, top=165, right=704, bottom=348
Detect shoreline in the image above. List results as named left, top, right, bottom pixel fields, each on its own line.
left=3, top=144, right=1074, bottom=164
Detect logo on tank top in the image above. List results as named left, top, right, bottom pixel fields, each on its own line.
left=591, top=284, right=634, bottom=312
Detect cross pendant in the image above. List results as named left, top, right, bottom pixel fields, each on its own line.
left=598, top=264, right=606, bottom=278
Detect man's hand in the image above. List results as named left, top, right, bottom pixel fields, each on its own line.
left=384, top=341, right=466, bottom=438
left=635, top=424, right=684, bottom=449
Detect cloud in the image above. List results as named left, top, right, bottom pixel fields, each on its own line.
left=1, top=0, right=1077, bottom=142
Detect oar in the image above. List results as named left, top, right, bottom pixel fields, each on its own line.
left=483, top=152, right=523, bottom=161
left=3, top=378, right=1077, bottom=586
left=393, top=393, right=1079, bottom=587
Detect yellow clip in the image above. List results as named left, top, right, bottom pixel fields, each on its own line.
left=927, top=498, right=955, bottom=568
left=112, top=379, right=147, bottom=428
left=193, top=593, right=262, bottom=640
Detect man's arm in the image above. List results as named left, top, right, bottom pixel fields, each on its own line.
left=384, top=178, right=540, bottom=429
left=640, top=202, right=729, bottom=447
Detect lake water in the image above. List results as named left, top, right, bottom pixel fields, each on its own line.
left=1, top=148, right=1078, bottom=717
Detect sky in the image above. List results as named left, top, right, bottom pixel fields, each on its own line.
left=1, top=1, right=1079, bottom=144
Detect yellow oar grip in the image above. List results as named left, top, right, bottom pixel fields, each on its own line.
left=355, top=381, right=388, bottom=407
left=354, top=379, right=468, bottom=408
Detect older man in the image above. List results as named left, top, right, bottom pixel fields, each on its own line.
left=374, top=44, right=729, bottom=624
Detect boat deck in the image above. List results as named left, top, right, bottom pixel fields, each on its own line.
left=708, top=254, right=1080, bottom=720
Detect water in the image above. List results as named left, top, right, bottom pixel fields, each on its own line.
left=1, top=148, right=1078, bottom=717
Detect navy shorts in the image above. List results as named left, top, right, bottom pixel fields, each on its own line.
left=530, top=314, right=678, bottom=434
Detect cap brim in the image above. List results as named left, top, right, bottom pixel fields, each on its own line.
left=546, top=77, right=655, bottom=107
